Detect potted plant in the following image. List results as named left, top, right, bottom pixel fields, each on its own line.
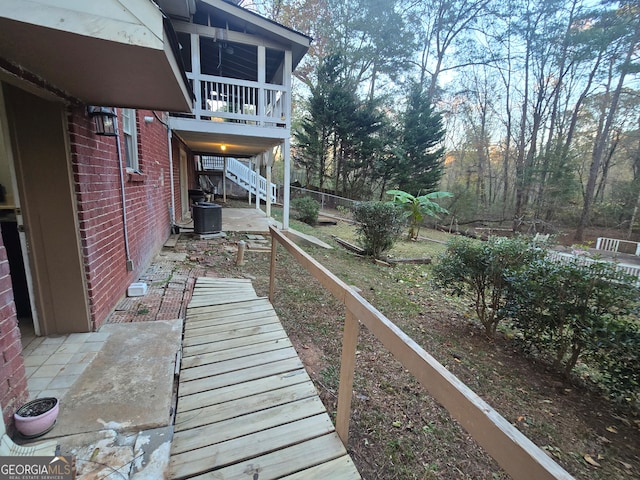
left=14, top=397, right=59, bottom=438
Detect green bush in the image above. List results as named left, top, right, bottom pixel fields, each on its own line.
left=432, top=236, right=544, bottom=337
left=592, top=317, right=640, bottom=405
left=504, top=258, right=639, bottom=386
left=352, top=201, right=404, bottom=259
left=291, top=197, right=320, bottom=225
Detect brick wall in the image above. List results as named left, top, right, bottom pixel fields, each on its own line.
left=0, top=238, right=28, bottom=429
left=68, top=107, right=174, bottom=330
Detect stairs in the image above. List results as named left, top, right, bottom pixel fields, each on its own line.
left=201, top=156, right=276, bottom=203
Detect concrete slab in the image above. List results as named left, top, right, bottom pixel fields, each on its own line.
left=221, top=207, right=275, bottom=234
left=284, top=228, right=333, bottom=250
left=58, top=429, right=136, bottom=479
left=43, top=320, right=182, bottom=438
left=131, top=425, right=173, bottom=479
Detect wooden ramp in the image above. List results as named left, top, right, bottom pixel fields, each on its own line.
left=169, top=277, right=361, bottom=480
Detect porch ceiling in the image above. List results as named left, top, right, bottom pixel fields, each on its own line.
left=173, top=128, right=282, bottom=157
left=0, top=0, right=192, bottom=112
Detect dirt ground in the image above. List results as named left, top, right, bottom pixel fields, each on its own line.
left=174, top=219, right=639, bottom=479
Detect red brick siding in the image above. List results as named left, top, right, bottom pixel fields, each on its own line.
left=0, top=239, right=28, bottom=429
left=68, top=107, right=175, bottom=330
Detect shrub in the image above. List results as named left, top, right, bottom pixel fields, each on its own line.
left=504, top=258, right=640, bottom=383
left=291, top=197, right=320, bottom=225
left=433, top=236, right=544, bottom=337
left=352, top=201, right=404, bottom=259
left=592, top=317, right=640, bottom=405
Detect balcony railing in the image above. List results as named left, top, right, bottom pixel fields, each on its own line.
left=268, top=226, right=574, bottom=480
left=188, top=73, right=288, bottom=128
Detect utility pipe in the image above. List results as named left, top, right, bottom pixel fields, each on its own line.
left=167, top=127, right=176, bottom=231
left=113, top=109, right=133, bottom=270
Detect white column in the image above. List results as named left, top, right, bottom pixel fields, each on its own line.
left=283, top=138, right=291, bottom=230
left=284, top=50, right=292, bottom=129
left=248, top=158, right=252, bottom=205
left=282, top=49, right=293, bottom=229
left=191, top=33, right=201, bottom=119
left=258, top=45, right=266, bottom=126
left=255, top=154, right=261, bottom=210
left=223, top=157, right=227, bottom=203
left=266, top=163, right=272, bottom=218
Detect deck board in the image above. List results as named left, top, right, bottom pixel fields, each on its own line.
left=169, top=277, right=361, bottom=479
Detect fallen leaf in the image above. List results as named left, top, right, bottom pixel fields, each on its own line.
left=611, top=414, right=631, bottom=426
left=584, top=454, right=601, bottom=468
left=616, top=459, right=632, bottom=470
left=606, top=426, right=618, bottom=434
left=517, top=416, right=525, bottom=422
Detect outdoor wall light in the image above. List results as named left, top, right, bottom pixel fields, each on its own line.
left=87, top=106, right=117, bottom=136
left=220, top=144, right=227, bottom=151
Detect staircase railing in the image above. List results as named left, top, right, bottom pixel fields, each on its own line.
left=201, top=156, right=276, bottom=203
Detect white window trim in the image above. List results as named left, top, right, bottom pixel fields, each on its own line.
left=122, top=108, right=139, bottom=172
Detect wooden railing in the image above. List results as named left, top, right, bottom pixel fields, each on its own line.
left=187, top=73, right=288, bottom=127
left=595, top=237, right=640, bottom=256
left=268, top=226, right=574, bottom=480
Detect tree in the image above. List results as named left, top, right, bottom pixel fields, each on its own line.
left=409, top=0, right=493, bottom=101
left=575, top=3, right=640, bottom=241
left=294, top=54, right=358, bottom=190
left=394, top=82, right=446, bottom=195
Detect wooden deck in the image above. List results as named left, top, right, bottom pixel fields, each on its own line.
left=169, top=277, right=361, bottom=479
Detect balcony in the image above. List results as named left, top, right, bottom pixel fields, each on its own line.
left=191, top=73, right=288, bottom=127
left=169, top=73, right=290, bottom=156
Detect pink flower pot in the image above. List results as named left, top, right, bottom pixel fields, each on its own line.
left=14, top=397, right=59, bottom=438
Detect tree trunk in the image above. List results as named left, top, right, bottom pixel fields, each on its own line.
left=576, top=20, right=640, bottom=241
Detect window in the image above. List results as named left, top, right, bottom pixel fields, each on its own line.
left=121, top=109, right=139, bottom=170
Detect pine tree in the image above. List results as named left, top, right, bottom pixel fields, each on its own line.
left=395, top=82, right=446, bottom=195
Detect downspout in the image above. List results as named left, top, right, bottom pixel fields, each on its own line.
left=167, top=126, right=176, bottom=231
left=151, top=111, right=175, bottom=231
left=113, top=109, right=133, bottom=271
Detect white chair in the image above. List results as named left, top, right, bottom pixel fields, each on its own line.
left=0, top=405, right=57, bottom=456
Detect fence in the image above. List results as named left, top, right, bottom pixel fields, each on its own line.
left=289, top=186, right=358, bottom=212
left=547, top=249, right=640, bottom=282
left=595, top=237, right=640, bottom=256
left=268, top=226, right=574, bottom=480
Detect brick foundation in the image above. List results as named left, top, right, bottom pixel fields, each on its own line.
left=0, top=239, right=28, bottom=429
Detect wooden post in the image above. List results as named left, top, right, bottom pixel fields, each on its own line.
left=336, top=308, right=359, bottom=446
left=236, top=240, right=246, bottom=266
left=269, top=234, right=277, bottom=302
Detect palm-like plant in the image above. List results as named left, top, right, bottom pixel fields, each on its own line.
left=387, top=189, right=452, bottom=240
